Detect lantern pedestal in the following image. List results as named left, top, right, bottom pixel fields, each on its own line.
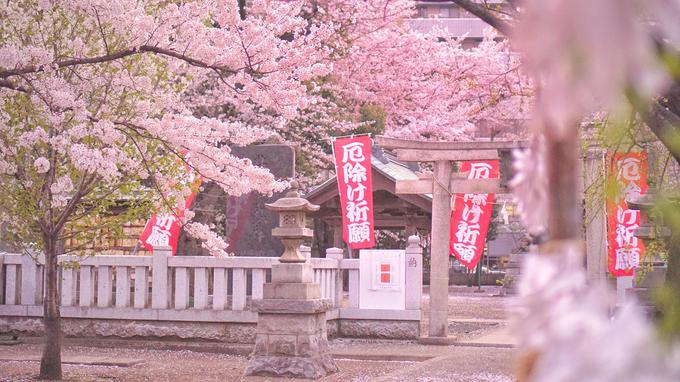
left=245, top=262, right=338, bottom=379
left=245, top=182, right=338, bottom=378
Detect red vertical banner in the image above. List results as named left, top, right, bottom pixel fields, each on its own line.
left=449, top=160, right=499, bottom=270
left=607, top=152, right=647, bottom=276
left=139, top=153, right=202, bottom=255
left=332, top=135, right=375, bottom=249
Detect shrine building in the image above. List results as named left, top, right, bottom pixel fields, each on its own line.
left=305, top=146, right=432, bottom=258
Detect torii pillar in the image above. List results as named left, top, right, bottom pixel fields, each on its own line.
left=376, top=136, right=526, bottom=338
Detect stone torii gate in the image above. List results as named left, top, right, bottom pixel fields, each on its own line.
left=376, top=136, right=527, bottom=338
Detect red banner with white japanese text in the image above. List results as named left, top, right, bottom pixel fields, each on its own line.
left=139, top=153, right=202, bottom=255
left=449, top=160, right=499, bottom=270
left=332, top=135, right=375, bottom=249
left=607, top=152, right=647, bottom=276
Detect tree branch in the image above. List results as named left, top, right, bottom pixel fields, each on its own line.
left=53, top=174, right=99, bottom=234
left=0, top=45, right=238, bottom=79
left=0, top=79, right=29, bottom=92
left=449, top=0, right=512, bottom=35
left=633, top=95, right=680, bottom=165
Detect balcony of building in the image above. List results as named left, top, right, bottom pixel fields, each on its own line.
left=409, top=1, right=509, bottom=41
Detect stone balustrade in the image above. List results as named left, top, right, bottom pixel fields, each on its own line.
left=0, top=240, right=423, bottom=341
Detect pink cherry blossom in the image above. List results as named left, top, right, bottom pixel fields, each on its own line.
left=33, top=157, right=50, bottom=174
left=514, top=0, right=673, bottom=138
left=0, top=0, right=336, bottom=254
left=317, top=1, right=532, bottom=140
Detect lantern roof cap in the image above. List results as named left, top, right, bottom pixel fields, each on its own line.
left=266, top=181, right=320, bottom=212
left=627, top=191, right=657, bottom=211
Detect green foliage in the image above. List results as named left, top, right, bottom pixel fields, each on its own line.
left=0, top=4, right=193, bottom=255
left=655, top=285, right=680, bottom=342
left=374, top=229, right=406, bottom=249
left=357, top=104, right=386, bottom=135
left=487, top=202, right=500, bottom=243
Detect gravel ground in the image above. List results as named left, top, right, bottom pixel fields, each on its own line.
left=444, top=286, right=509, bottom=320
left=0, top=344, right=415, bottom=382
left=0, top=339, right=516, bottom=381
left=0, top=287, right=514, bottom=381
left=419, top=285, right=509, bottom=337
left=448, top=321, right=506, bottom=341
left=376, top=347, right=517, bottom=382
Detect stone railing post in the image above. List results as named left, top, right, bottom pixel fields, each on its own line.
left=326, top=247, right=344, bottom=308
left=59, top=255, right=77, bottom=307
left=0, top=253, right=5, bottom=303
left=300, top=245, right=311, bottom=261
left=20, top=252, right=38, bottom=306
left=151, top=245, right=172, bottom=309
left=405, top=235, right=423, bottom=310
left=583, top=146, right=608, bottom=284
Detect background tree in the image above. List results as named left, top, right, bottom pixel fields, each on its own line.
left=195, top=0, right=531, bottom=184
left=0, top=1, right=334, bottom=378
left=466, top=0, right=680, bottom=380
left=315, top=0, right=531, bottom=141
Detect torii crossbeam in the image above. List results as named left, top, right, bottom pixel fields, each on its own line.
left=376, top=136, right=527, bottom=339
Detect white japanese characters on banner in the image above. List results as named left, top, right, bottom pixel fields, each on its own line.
left=139, top=152, right=201, bottom=255
left=607, top=152, right=647, bottom=276
left=449, top=160, right=499, bottom=270
left=332, top=135, right=375, bottom=249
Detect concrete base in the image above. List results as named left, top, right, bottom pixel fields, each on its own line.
left=418, top=335, right=459, bottom=346
left=271, top=263, right=314, bottom=283
left=246, top=262, right=338, bottom=378
left=246, top=354, right=338, bottom=379
left=339, top=319, right=419, bottom=339
left=0, top=353, right=143, bottom=367
left=0, top=334, right=20, bottom=345
left=0, top=316, right=257, bottom=343
left=263, top=282, right=321, bottom=299
left=0, top=315, right=422, bottom=341
left=246, top=308, right=338, bottom=378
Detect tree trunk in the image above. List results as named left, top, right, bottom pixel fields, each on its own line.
left=517, top=128, right=583, bottom=382
left=545, top=133, right=582, bottom=241
left=664, top=200, right=680, bottom=301
left=39, top=235, right=62, bottom=380
left=666, top=233, right=680, bottom=298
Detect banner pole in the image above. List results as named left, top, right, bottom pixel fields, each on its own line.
left=476, top=253, right=482, bottom=291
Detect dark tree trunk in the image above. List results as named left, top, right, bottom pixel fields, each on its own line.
left=545, top=133, right=582, bottom=241
left=516, top=129, right=583, bottom=382
left=450, top=0, right=512, bottom=34
left=664, top=200, right=680, bottom=300
left=667, top=233, right=680, bottom=297
left=642, top=101, right=680, bottom=166
left=39, top=235, right=62, bottom=380
left=238, top=0, right=247, bottom=20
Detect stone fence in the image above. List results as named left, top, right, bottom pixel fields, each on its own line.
left=0, top=241, right=423, bottom=341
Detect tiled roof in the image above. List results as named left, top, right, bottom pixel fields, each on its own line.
left=304, top=151, right=432, bottom=201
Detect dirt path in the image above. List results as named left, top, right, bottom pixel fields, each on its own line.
left=0, top=287, right=515, bottom=381
left=0, top=340, right=516, bottom=382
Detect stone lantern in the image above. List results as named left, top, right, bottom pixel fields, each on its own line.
left=245, top=181, right=338, bottom=379
left=626, top=193, right=671, bottom=307
left=265, top=181, right=318, bottom=263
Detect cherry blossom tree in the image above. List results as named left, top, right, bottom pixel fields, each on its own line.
left=201, top=0, right=531, bottom=185
left=0, top=1, right=534, bottom=379
left=314, top=0, right=531, bottom=141
left=0, top=1, right=333, bottom=378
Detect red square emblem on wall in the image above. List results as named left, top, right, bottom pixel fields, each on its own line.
left=380, top=263, right=391, bottom=283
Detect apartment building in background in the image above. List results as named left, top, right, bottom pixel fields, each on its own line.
left=410, top=1, right=509, bottom=46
